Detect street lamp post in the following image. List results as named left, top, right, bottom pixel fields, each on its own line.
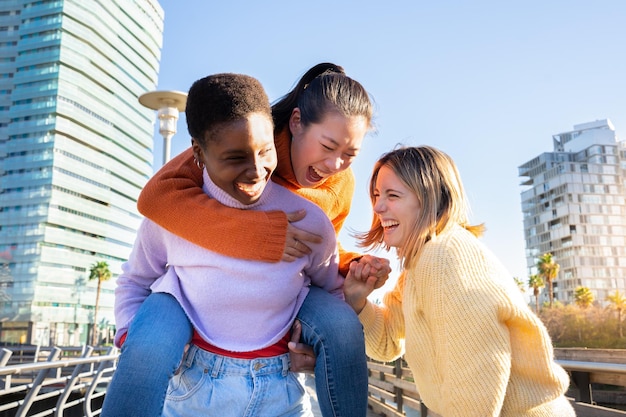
left=139, top=90, right=187, bottom=165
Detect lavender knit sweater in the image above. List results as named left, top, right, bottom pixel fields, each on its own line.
left=114, top=171, right=343, bottom=350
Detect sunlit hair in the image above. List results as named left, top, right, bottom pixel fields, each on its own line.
left=356, top=145, right=485, bottom=269
left=186, top=73, right=272, bottom=145
left=271, top=62, right=373, bottom=134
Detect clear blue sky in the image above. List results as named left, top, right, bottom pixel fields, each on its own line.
left=150, top=0, right=626, bottom=293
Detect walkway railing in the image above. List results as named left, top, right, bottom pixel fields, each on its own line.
left=0, top=346, right=117, bottom=417
left=366, top=357, right=626, bottom=417
left=2, top=345, right=626, bottom=416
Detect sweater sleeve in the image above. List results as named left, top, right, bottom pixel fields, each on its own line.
left=307, top=235, right=345, bottom=301
left=113, top=220, right=168, bottom=347
left=327, top=169, right=360, bottom=276
left=426, top=240, right=511, bottom=417
left=337, top=242, right=362, bottom=277
left=358, top=271, right=407, bottom=361
left=137, top=148, right=288, bottom=262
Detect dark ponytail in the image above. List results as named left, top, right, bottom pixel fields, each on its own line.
left=271, top=63, right=372, bottom=134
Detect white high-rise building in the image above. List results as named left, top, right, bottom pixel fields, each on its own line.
left=519, top=119, right=626, bottom=304
left=0, top=0, right=164, bottom=345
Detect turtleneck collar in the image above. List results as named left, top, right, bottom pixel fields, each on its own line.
left=201, top=169, right=275, bottom=210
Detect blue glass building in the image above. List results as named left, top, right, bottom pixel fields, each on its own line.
left=0, top=0, right=164, bottom=345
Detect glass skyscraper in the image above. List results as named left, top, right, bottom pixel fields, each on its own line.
left=0, top=0, right=164, bottom=345
left=519, top=120, right=626, bottom=304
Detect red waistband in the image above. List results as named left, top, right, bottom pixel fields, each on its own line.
left=191, top=330, right=290, bottom=359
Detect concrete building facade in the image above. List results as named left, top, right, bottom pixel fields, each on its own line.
left=0, top=0, right=164, bottom=345
left=519, top=119, right=626, bottom=305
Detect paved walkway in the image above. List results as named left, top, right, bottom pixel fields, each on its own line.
left=304, top=374, right=381, bottom=417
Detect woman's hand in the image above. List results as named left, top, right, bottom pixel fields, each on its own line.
left=288, top=320, right=315, bottom=373
left=282, top=210, right=323, bottom=262
left=356, top=255, right=391, bottom=289
left=343, top=261, right=379, bottom=314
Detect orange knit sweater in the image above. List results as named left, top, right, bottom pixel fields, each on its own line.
left=137, top=128, right=361, bottom=276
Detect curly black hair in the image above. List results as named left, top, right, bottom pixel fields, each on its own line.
left=186, top=73, right=272, bottom=145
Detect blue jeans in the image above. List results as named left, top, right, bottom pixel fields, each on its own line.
left=102, top=288, right=367, bottom=417
left=163, top=346, right=312, bottom=417
left=296, top=286, right=368, bottom=417
left=102, top=293, right=193, bottom=417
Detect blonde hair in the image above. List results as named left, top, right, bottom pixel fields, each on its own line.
left=357, top=145, right=485, bottom=269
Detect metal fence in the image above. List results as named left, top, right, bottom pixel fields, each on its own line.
left=2, top=345, right=626, bottom=417
left=0, top=346, right=117, bottom=417
left=366, top=357, right=626, bottom=417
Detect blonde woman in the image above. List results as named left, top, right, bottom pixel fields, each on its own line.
left=344, top=146, right=576, bottom=417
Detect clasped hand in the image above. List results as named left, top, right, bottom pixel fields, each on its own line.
left=288, top=320, right=315, bottom=373
left=343, top=260, right=380, bottom=315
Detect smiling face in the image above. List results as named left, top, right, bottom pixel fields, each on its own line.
left=372, top=165, right=421, bottom=249
left=193, top=112, right=276, bottom=205
left=288, top=109, right=367, bottom=187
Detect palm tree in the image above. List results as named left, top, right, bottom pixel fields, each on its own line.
left=89, top=261, right=112, bottom=346
left=537, top=253, right=559, bottom=307
left=606, top=290, right=626, bottom=338
left=528, top=274, right=544, bottom=313
left=513, top=276, right=526, bottom=293
left=574, top=286, right=594, bottom=309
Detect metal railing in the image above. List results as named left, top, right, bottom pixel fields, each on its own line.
left=2, top=346, right=626, bottom=417
left=0, top=346, right=118, bottom=417
left=366, top=357, right=626, bottom=417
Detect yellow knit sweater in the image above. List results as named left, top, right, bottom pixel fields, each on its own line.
left=359, top=225, right=575, bottom=417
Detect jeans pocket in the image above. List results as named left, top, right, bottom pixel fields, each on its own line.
left=286, top=371, right=306, bottom=398
left=166, top=362, right=209, bottom=401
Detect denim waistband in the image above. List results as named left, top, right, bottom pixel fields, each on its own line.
left=185, top=344, right=291, bottom=378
